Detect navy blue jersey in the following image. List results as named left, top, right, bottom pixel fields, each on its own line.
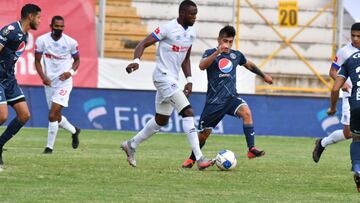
left=202, top=48, right=247, bottom=104
left=338, top=51, right=360, bottom=110
left=0, top=21, right=28, bottom=79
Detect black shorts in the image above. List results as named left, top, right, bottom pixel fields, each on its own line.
left=198, top=96, right=247, bottom=131
left=0, top=78, right=26, bottom=106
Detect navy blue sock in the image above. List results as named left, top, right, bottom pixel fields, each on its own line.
left=243, top=124, right=255, bottom=149
left=0, top=117, right=24, bottom=148
left=351, top=141, right=360, bottom=172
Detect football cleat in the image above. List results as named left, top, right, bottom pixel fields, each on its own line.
left=312, top=138, right=325, bottom=163
left=247, top=147, right=265, bottom=159
left=43, top=147, right=53, bottom=154
left=120, top=140, right=136, bottom=167
left=182, top=158, right=195, bottom=168
left=197, top=156, right=215, bottom=170
left=72, top=127, right=81, bottom=149
left=354, top=172, right=360, bottom=193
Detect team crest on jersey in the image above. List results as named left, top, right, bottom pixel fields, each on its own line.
left=333, top=56, right=338, bottom=62
left=353, top=53, right=360, bottom=58
left=154, top=27, right=160, bottom=35
left=218, top=58, right=233, bottom=73
left=176, top=35, right=181, bottom=40
left=2, top=25, right=14, bottom=36
left=15, top=41, right=26, bottom=57
left=230, top=53, right=237, bottom=59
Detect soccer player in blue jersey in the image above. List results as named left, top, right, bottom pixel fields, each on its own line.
left=0, top=4, right=41, bottom=169
left=182, top=25, right=273, bottom=168
left=328, top=50, right=360, bottom=192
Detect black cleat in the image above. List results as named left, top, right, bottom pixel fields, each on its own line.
left=72, top=127, right=80, bottom=149
left=312, top=138, right=325, bottom=163
left=43, top=147, right=53, bottom=154
left=354, top=172, right=360, bottom=192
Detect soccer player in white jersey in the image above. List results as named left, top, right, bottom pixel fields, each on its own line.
left=34, top=16, right=81, bottom=154
left=313, top=23, right=360, bottom=162
left=120, top=0, right=215, bottom=170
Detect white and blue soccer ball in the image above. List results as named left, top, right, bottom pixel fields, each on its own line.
left=215, top=150, right=237, bottom=170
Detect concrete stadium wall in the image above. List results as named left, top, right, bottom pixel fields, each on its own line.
left=5, top=86, right=342, bottom=137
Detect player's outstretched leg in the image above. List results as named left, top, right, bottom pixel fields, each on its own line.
left=120, top=116, right=162, bottom=167
left=312, top=138, right=325, bottom=163
left=182, top=130, right=210, bottom=168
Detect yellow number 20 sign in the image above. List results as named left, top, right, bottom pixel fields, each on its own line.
left=278, top=0, right=298, bottom=28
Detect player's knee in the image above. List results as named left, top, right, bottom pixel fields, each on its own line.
left=48, top=111, right=59, bottom=122
left=154, top=114, right=169, bottom=126
left=18, top=112, right=30, bottom=123
left=344, top=128, right=352, bottom=139
left=0, top=115, right=7, bottom=125
left=241, top=110, right=252, bottom=123
left=179, top=105, right=193, bottom=117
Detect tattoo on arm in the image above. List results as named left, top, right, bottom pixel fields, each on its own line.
left=250, top=64, right=265, bottom=78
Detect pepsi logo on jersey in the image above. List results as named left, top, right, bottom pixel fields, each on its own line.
left=218, top=58, right=233, bottom=73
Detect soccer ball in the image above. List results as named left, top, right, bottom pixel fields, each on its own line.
left=215, top=150, right=237, bottom=170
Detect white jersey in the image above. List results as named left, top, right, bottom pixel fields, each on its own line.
left=35, top=32, right=79, bottom=86
left=332, top=43, right=360, bottom=97
left=151, top=19, right=196, bottom=82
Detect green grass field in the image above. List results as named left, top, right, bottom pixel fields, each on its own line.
left=0, top=127, right=359, bottom=202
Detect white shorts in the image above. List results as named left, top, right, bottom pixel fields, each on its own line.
left=154, top=80, right=190, bottom=116
left=341, top=97, right=350, bottom=125
left=45, top=85, right=72, bottom=108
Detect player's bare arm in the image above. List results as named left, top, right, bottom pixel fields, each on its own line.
left=243, top=60, right=273, bottom=84
left=126, top=35, right=158, bottom=74
left=330, top=66, right=350, bottom=92
left=34, top=53, right=51, bottom=86
left=0, top=44, right=3, bottom=52
left=328, top=76, right=346, bottom=116
left=182, top=46, right=193, bottom=97
left=59, top=54, right=80, bottom=81
left=199, top=45, right=228, bottom=70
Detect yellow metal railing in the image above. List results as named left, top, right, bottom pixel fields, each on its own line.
left=239, top=0, right=338, bottom=93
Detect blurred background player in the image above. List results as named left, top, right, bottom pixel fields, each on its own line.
left=35, top=16, right=81, bottom=154
left=328, top=50, right=360, bottom=192
left=182, top=25, right=273, bottom=168
left=120, top=0, right=215, bottom=170
left=313, top=23, right=360, bottom=163
left=0, top=4, right=41, bottom=169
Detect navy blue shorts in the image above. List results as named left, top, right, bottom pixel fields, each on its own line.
left=198, top=96, right=247, bottom=131
left=0, top=78, right=25, bottom=106
left=350, top=108, right=360, bottom=136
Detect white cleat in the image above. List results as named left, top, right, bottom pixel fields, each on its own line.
left=120, top=141, right=137, bottom=167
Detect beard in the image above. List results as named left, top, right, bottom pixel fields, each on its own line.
left=30, top=21, right=37, bottom=30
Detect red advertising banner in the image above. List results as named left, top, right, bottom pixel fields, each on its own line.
left=0, top=0, right=98, bottom=87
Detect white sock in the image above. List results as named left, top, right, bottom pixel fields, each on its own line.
left=47, top=121, right=59, bottom=149
left=321, top=129, right=346, bottom=147
left=130, top=117, right=161, bottom=148
left=59, top=116, right=76, bottom=134
left=182, top=117, right=203, bottom=161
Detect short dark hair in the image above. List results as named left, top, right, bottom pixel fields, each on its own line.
left=179, top=0, right=197, bottom=13
left=21, top=4, right=41, bottom=19
left=351, top=23, right=360, bottom=32
left=51, top=16, right=64, bottom=25
left=219, top=25, right=236, bottom=38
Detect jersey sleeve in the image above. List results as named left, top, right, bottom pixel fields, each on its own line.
left=151, top=23, right=169, bottom=41
left=202, top=49, right=214, bottom=59
left=238, top=52, right=247, bottom=66
left=70, top=39, right=79, bottom=56
left=338, top=60, right=349, bottom=79
left=35, top=37, right=44, bottom=54
left=0, top=25, right=13, bottom=47
left=331, top=49, right=346, bottom=70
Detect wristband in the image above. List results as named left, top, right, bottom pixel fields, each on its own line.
left=133, top=58, right=140, bottom=65
left=69, top=69, right=75, bottom=76
left=186, top=76, right=193, bottom=83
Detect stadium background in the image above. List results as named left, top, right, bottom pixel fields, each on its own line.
left=1, top=0, right=359, bottom=137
